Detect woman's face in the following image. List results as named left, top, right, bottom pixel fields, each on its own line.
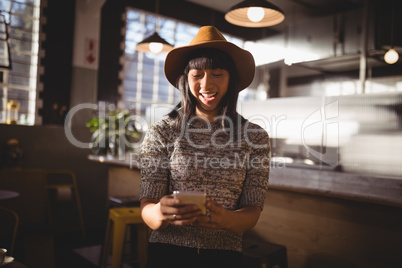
left=188, top=68, right=229, bottom=120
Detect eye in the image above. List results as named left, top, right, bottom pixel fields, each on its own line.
left=189, top=70, right=202, bottom=78
left=212, top=68, right=225, bottom=76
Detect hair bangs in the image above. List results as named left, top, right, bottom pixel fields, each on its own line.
left=186, top=48, right=235, bottom=73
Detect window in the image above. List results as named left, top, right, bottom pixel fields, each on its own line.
left=0, top=0, right=40, bottom=125
left=124, top=8, right=244, bottom=124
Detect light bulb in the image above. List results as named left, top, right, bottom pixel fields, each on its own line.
left=384, top=48, right=399, bottom=64
left=247, top=7, right=265, bottom=23
left=149, top=42, right=163, bottom=53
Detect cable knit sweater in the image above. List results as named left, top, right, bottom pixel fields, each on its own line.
left=140, top=115, right=270, bottom=252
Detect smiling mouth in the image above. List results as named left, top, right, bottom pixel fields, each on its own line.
left=200, top=92, right=218, bottom=102
left=201, top=92, right=217, bottom=98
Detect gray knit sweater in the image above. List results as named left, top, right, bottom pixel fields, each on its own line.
left=140, top=115, right=270, bottom=252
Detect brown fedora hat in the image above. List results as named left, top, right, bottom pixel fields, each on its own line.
left=164, top=26, right=255, bottom=91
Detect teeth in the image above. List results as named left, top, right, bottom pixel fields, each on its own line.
left=202, top=93, right=217, bottom=98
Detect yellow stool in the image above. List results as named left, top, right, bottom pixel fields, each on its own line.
left=101, top=207, right=148, bottom=268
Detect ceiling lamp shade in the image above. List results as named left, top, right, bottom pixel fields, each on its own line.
left=136, top=32, right=174, bottom=54
left=225, top=0, right=285, bottom=28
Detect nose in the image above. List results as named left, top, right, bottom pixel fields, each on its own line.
left=200, top=72, right=212, bottom=90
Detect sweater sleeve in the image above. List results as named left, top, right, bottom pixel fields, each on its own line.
left=140, top=123, right=170, bottom=200
left=239, top=125, right=271, bottom=210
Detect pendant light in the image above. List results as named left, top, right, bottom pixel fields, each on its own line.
left=384, top=0, right=399, bottom=64
left=225, top=0, right=285, bottom=28
left=384, top=49, right=399, bottom=64
left=136, top=32, right=173, bottom=54
left=135, top=0, right=174, bottom=54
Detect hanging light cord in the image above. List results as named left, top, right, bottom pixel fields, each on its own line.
left=390, top=0, right=395, bottom=48
left=154, top=0, right=160, bottom=31
left=155, top=0, right=159, bottom=15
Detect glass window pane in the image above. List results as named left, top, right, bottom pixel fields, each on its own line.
left=0, top=1, right=11, bottom=12
left=174, top=88, right=181, bottom=103
left=0, top=45, right=9, bottom=66
left=10, top=27, right=35, bottom=42
left=11, top=2, right=34, bottom=16
left=8, top=73, right=35, bottom=87
left=158, top=82, right=169, bottom=102
left=10, top=15, right=34, bottom=32
left=14, top=0, right=36, bottom=5
left=1, top=0, right=40, bottom=125
left=8, top=51, right=32, bottom=64
left=8, top=61, right=32, bottom=74
left=10, top=37, right=33, bottom=52
left=143, top=14, right=156, bottom=37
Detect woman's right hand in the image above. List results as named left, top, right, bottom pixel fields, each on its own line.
left=159, top=195, right=203, bottom=225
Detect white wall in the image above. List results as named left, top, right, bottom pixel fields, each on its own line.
left=69, top=0, right=106, bottom=128
left=72, top=0, right=105, bottom=69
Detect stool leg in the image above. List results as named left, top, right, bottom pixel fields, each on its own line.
left=72, top=186, right=86, bottom=240
left=111, top=221, right=126, bottom=268
left=137, top=225, right=148, bottom=268
left=101, top=218, right=113, bottom=268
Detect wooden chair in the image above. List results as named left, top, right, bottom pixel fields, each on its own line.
left=0, top=168, right=48, bottom=225
left=0, top=169, right=55, bottom=268
left=44, top=169, right=86, bottom=240
left=0, top=206, right=19, bottom=256
left=0, top=168, right=85, bottom=239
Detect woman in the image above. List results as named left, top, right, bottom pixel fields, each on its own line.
left=140, top=26, right=270, bottom=268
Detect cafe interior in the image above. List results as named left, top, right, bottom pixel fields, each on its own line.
left=1, top=0, right=402, bottom=267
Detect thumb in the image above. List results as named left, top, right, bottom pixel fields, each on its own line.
left=205, top=199, right=219, bottom=212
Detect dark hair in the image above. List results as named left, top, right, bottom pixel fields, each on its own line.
left=168, top=48, right=241, bottom=130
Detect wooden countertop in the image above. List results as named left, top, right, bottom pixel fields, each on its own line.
left=88, top=154, right=140, bottom=169
left=88, top=155, right=402, bottom=207
left=269, top=166, right=402, bottom=207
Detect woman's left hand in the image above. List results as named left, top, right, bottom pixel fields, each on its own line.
left=193, top=200, right=262, bottom=233
left=193, top=199, right=231, bottom=229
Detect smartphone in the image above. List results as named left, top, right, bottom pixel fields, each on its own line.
left=173, top=191, right=207, bottom=214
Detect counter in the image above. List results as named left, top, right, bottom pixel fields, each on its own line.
left=89, top=155, right=402, bottom=208
left=269, top=165, right=402, bottom=207
left=87, top=154, right=140, bottom=169
left=88, top=155, right=141, bottom=199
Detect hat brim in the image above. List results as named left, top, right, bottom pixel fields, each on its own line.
left=164, top=40, right=255, bottom=91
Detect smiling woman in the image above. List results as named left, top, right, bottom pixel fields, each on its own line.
left=139, top=26, right=270, bottom=268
